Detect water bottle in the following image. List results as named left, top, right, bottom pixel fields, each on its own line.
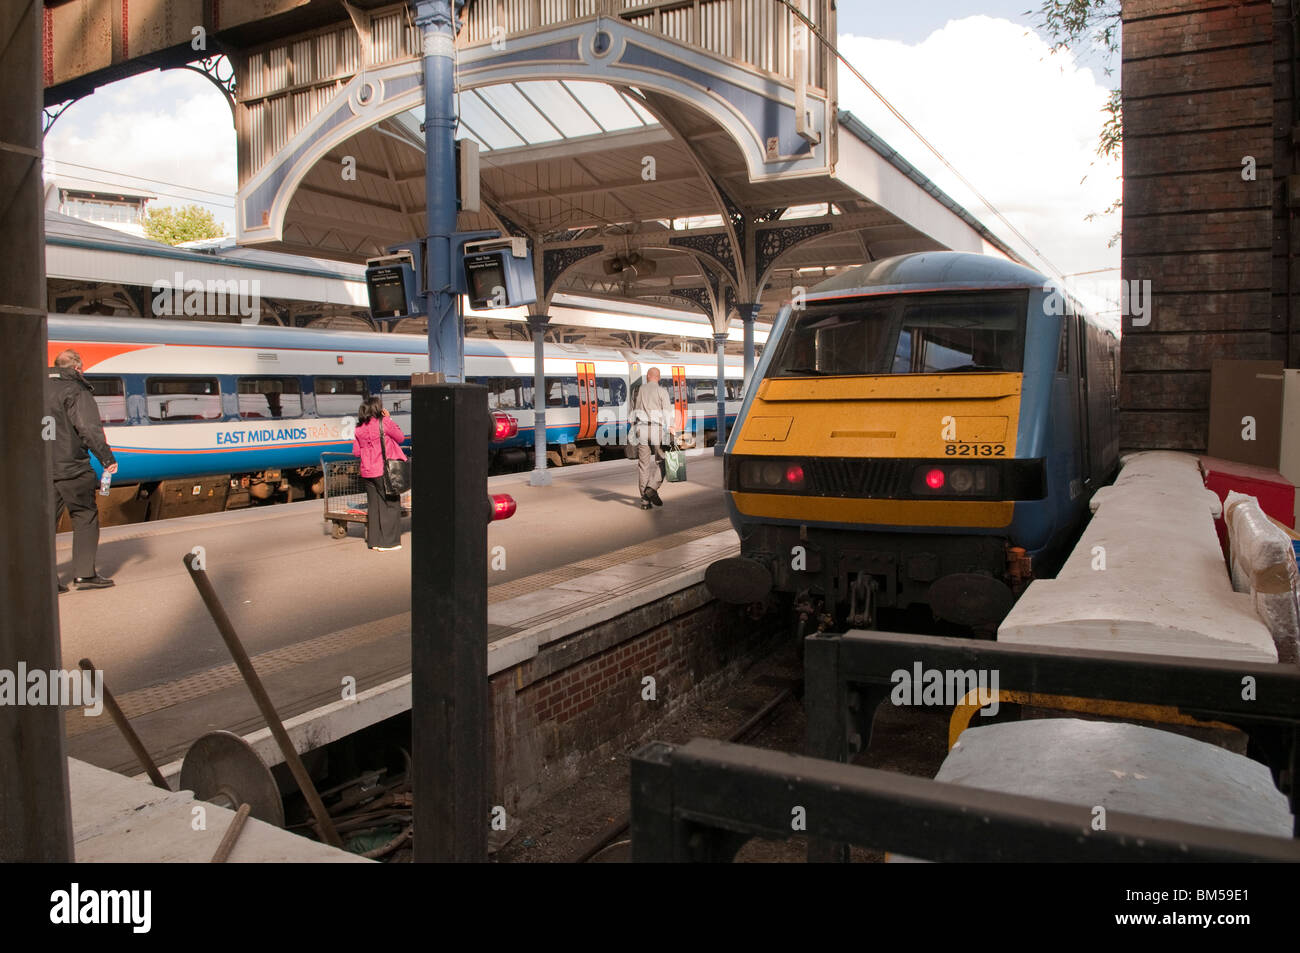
left=99, top=470, right=112, bottom=496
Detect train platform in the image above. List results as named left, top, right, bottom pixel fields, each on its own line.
left=55, top=450, right=735, bottom=780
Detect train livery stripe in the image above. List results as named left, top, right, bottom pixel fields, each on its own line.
left=47, top=341, right=154, bottom=371
left=113, top=440, right=349, bottom=455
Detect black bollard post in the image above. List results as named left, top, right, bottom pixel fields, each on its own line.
left=411, top=376, right=489, bottom=862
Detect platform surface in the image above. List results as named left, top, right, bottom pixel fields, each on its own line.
left=55, top=452, right=731, bottom=777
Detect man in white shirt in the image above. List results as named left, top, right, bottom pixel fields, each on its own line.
left=631, top=367, right=674, bottom=509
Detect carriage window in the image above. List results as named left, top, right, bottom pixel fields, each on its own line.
left=237, top=377, right=302, bottom=419
left=769, top=292, right=1027, bottom=377
left=489, top=377, right=523, bottom=410
left=467, top=376, right=526, bottom=409
left=84, top=376, right=126, bottom=424
left=596, top=377, right=627, bottom=407
left=725, top=380, right=744, bottom=400
left=545, top=376, right=580, bottom=408
left=146, top=377, right=222, bottom=421
left=381, top=378, right=412, bottom=414
left=314, top=377, right=366, bottom=416
left=691, top=380, right=716, bottom=403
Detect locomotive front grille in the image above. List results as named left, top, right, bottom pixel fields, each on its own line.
left=808, top=458, right=912, bottom=497
left=727, top=455, right=1046, bottom=501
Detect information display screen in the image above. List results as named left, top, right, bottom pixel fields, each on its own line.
left=465, top=253, right=508, bottom=309
left=367, top=266, right=412, bottom=319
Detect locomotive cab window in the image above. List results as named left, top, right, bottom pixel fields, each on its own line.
left=769, top=291, right=1028, bottom=378
left=237, top=377, right=303, bottom=419
left=84, top=376, right=127, bottom=424
left=146, top=377, right=221, bottom=421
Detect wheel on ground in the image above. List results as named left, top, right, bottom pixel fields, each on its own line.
left=331, top=520, right=348, bottom=539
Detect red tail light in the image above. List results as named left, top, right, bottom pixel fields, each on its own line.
left=785, top=464, right=805, bottom=487
left=491, top=411, right=518, bottom=442
left=925, top=468, right=945, bottom=489
left=490, top=493, right=517, bottom=521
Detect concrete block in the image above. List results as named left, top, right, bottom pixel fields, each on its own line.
left=71, top=758, right=369, bottom=863
left=1001, top=451, right=1277, bottom=662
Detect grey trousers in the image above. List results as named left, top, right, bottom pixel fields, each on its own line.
left=53, top=471, right=100, bottom=578
left=637, top=441, right=665, bottom=496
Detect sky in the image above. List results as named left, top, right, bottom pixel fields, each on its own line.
left=42, top=3, right=1124, bottom=313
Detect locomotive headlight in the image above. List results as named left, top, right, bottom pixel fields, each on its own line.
left=948, top=467, right=974, bottom=493
left=910, top=464, right=999, bottom=496
left=736, top=459, right=806, bottom=492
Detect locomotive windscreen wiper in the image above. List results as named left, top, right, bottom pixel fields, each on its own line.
left=780, top=367, right=830, bottom=376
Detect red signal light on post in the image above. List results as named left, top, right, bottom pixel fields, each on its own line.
left=490, top=493, right=517, bottom=521
left=491, top=411, right=518, bottom=442
left=925, top=468, right=945, bottom=490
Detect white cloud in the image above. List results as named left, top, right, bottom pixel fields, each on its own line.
left=837, top=16, right=1121, bottom=300
left=44, top=69, right=237, bottom=232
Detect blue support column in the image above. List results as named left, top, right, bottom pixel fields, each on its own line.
left=738, top=302, right=760, bottom=386
left=714, top=332, right=729, bottom=456
left=414, top=0, right=462, bottom=380
left=528, top=313, right=552, bottom=486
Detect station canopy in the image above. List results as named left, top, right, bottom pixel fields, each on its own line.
left=276, top=76, right=1013, bottom=326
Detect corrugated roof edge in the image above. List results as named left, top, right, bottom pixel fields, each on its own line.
left=837, top=110, right=1023, bottom=265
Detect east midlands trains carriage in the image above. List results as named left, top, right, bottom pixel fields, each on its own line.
left=708, top=251, right=1119, bottom=632
left=46, top=315, right=744, bottom=514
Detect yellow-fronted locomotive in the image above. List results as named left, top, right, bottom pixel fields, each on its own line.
left=707, top=251, right=1119, bottom=630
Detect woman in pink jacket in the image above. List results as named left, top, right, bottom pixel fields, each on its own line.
left=351, top=395, right=408, bottom=551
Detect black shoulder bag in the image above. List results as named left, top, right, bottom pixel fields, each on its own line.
left=378, top=417, right=411, bottom=496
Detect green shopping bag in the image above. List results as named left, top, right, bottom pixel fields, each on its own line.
left=664, top=449, right=687, bottom=483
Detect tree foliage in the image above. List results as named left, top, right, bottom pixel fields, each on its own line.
left=1031, top=1, right=1122, bottom=158
left=1031, top=1, right=1123, bottom=241
left=142, top=203, right=227, bottom=245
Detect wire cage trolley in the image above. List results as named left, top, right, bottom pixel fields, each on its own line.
left=321, top=448, right=413, bottom=539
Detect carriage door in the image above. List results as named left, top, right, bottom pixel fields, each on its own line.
left=576, top=361, right=598, bottom=440
left=1072, top=312, right=1093, bottom=493
left=671, top=365, right=687, bottom=433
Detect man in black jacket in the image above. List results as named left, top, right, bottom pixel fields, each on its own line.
left=47, top=349, right=118, bottom=591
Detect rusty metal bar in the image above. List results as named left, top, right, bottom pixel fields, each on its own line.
left=182, top=552, right=343, bottom=848
left=77, top=658, right=169, bottom=791
left=211, top=803, right=252, bottom=863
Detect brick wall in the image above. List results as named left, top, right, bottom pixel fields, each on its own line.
left=488, top=583, right=777, bottom=814
left=1121, top=0, right=1281, bottom=450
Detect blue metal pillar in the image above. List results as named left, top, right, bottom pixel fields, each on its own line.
left=414, top=0, right=462, bottom=380
left=738, top=302, right=760, bottom=386
left=714, top=332, right=729, bottom=455
left=528, top=313, right=552, bottom=485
